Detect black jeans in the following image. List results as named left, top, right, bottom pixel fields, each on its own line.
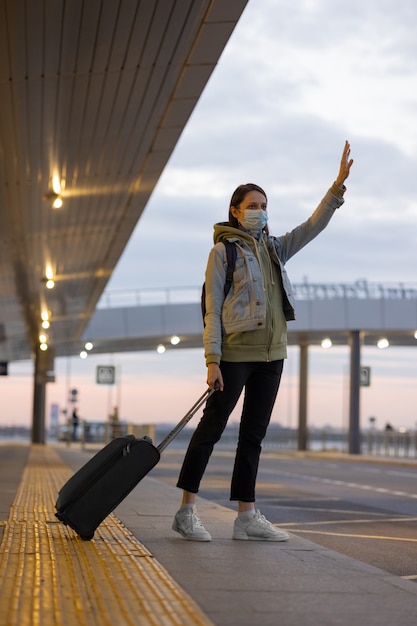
left=177, top=360, right=284, bottom=502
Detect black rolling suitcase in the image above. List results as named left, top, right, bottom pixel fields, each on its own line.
left=55, top=387, right=213, bottom=540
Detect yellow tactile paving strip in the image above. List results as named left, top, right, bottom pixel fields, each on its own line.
left=0, top=445, right=213, bottom=626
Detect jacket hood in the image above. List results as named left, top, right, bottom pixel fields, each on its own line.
left=213, top=222, right=261, bottom=246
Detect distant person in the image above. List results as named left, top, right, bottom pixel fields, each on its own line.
left=385, top=422, right=394, bottom=432
left=71, top=408, right=79, bottom=442
left=172, top=141, right=354, bottom=542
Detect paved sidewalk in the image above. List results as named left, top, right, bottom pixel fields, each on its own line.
left=0, top=444, right=213, bottom=626
left=57, top=444, right=417, bottom=626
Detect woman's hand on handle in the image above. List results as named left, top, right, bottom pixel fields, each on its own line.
left=207, top=363, right=224, bottom=391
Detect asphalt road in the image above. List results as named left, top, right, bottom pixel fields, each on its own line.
left=151, top=449, right=417, bottom=582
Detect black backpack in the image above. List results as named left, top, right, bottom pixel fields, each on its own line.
left=201, top=240, right=237, bottom=325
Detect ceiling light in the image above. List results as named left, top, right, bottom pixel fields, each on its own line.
left=85, top=342, right=93, bottom=351
left=170, top=335, right=180, bottom=345
left=39, top=334, right=47, bottom=343
left=377, top=338, right=389, bottom=349
left=414, top=331, right=417, bottom=340
left=41, top=320, right=50, bottom=329
left=43, top=266, right=55, bottom=288
left=52, top=174, right=62, bottom=195
left=43, top=190, right=63, bottom=209
left=80, top=351, right=88, bottom=359
left=40, top=343, right=48, bottom=351
left=321, top=338, right=332, bottom=349
left=157, top=344, right=166, bottom=354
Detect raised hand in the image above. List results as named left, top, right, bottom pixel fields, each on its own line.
left=335, top=140, right=354, bottom=187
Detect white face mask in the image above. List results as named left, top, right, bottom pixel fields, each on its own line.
left=239, top=209, right=268, bottom=232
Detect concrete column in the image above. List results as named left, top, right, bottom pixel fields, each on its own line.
left=32, top=378, right=46, bottom=444
left=31, top=347, right=55, bottom=444
left=32, top=348, right=46, bottom=444
left=298, top=341, right=309, bottom=451
left=348, top=330, right=361, bottom=454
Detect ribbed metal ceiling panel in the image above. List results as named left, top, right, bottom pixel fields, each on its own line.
left=0, top=0, right=249, bottom=361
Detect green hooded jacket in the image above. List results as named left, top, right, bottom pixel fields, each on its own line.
left=203, top=185, right=345, bottom=365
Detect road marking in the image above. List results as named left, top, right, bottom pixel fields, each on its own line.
left=283, top=516, right=417, bottom=527
left=281, top=471, right=417, bottom=499
left=286, top=529, right=417, bottom=542
left=274, top=504, right=387, bottom=517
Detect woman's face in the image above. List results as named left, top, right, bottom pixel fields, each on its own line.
left=231, top=190, right=267, bottom=220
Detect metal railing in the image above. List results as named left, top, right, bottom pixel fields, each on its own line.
left=97, top=287, right=200, bottom=309
left=56, top=420, right=156, bottom=448
left=97, top=280, right=417, bottom=309
left=54, top=422, right=417, bottom=460
left=364, top=430, right=417, bottom=459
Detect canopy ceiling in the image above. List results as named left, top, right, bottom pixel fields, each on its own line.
left=0, top=0, right=248, bottom=362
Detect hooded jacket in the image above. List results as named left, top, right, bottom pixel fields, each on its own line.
left=203, top=185, right=345, bottom=365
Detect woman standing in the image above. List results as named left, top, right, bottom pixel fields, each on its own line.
left=172, top=142, right=354, bottom=541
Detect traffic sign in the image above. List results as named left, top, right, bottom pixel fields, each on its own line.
left=360, top=366, right=371, bottom=387
left=96, top=365, right=116, bottom=385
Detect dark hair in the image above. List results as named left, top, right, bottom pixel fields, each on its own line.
left=228, top=183, right=268, bottom=228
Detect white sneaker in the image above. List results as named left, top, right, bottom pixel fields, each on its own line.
left=172, top=507, right=212, bottom=542
left=233, top=510, right=289, bottom=542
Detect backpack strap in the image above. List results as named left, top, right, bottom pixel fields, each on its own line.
left=223, top=240, right=237, bottom=297
left=201, top=240, right=237, bottom=325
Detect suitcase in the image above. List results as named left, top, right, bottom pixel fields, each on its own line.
left=55, top=387, right=213, bottom=540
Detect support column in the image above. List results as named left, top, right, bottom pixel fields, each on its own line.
left=348, top=330, right=361, bottom=454
left=32, top=348, right=46, bottom=444
left=31, top=347, right=55, bottom=444
left=298, top=341, right=309, bottom=451
left=32, top=375, right=46, bottom=444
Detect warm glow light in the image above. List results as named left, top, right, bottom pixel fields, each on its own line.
left=46, top=279, right=55, bottom=289
left=321, top=338, right=332, bottom=349
left=377, top=338, right=389, bottom=349
left=52, top=196, right=63, bottom=209
left=40, top=343, right=48, bottom=351
left=52, top=174, right=61, bottom=195
left=157, top=344, right=166, bottom=354
left=41, top=320, right=50, bottom=329
left=414, top=331, right=417, bottom=339
left=170, top=335, right=180, bottom=345
left=41, top=311, right=49, bottom=321
left=39, top=334, right=47, bottom=343
left=45, top=266, right=54, bottom=279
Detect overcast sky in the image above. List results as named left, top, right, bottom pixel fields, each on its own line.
left=107, top=0, right=417, bottom=292
left=6, top=0, right=417, bottom=434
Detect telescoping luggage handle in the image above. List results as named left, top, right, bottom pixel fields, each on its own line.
left=157, top=384, right=218, bottom=453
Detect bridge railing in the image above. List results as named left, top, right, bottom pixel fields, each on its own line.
left=97, top=287, right=200, bottom=308
left=97, top=280, right=417, bottom=309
